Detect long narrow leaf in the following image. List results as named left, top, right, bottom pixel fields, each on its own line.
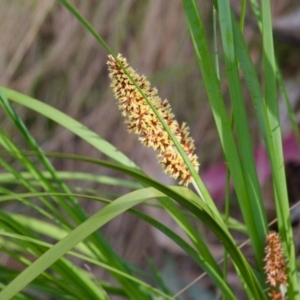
left=232, top=3, right=299, bottom=296
left=217, top=0, right=267, bottom=267
left=181, top=2, right=266, bottom=297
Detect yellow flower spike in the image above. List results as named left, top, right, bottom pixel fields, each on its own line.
left=264, top=231, right=288, bottom=300
left=107, top=54, right=199, bottom=186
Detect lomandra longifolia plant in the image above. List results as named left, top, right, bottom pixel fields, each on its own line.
left=0, top=0, right=299, bottom=299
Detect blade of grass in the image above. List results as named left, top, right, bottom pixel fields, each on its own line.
left=181, top=1, right=267, bottom=289
left=216, top=0, right=267, bottom=267
left=0, top=170, right=141, bottom=190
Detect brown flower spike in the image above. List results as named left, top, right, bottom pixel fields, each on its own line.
left=107, top=54, right=199, bottom=185
left=264, top=231, right=288, bottom=299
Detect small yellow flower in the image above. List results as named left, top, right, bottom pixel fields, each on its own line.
left=107, top=54, right=199, bottom=185
left=264, top=231, right=288, bottom=299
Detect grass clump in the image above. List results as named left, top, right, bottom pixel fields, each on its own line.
left=0, top=0, right=299, bottom=299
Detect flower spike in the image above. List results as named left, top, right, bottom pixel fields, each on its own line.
left=264, top=231, right=288, bottom=299
left=107, top=54, right=199, bottom=185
